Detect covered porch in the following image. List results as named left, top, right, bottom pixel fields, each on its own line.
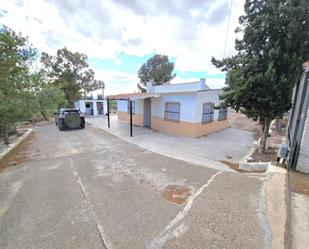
left=106, top=92, right=160, bottom=137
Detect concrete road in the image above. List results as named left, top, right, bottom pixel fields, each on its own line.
left=0, top=123, right=280, bottom=249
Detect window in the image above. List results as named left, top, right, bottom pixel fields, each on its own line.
left=202, top=103, right=214, bottom=124
left=218, top=107, right=228, bottom=121
left=127, top=100, right=135, bottom=114
left=164, top=102, right=180, bottom=122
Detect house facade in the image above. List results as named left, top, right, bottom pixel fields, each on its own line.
left=75, top=99, right=107, bottom=116
left=110, top=78, right=229, bottom=138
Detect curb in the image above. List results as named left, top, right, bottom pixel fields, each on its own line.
left=239, top=140, right=271, bottom=172
left=0, top=128, right=33, bottom=161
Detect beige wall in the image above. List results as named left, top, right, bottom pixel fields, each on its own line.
left=118, top=111, right=229, bottom=138
left=117, top=111, right=144, bottom=126
left=151, top=116, right=229, bottom=138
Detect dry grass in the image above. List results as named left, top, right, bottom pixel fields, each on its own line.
left=0, top=132, right=36, bottom=173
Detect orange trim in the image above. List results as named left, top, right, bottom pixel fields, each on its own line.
left=151, top=116, right=229, bottom=138
left=117, top=112, right=229, bottom=138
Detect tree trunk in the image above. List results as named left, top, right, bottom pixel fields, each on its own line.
left=40, top=110, right=48, bottom=121
left=275, top=116, right=281, bottom=132
left=259, top=118, right=271, bottom=153
left=2, top=124, right=9, bottom=145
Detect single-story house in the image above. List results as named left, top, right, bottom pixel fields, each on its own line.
left=74, top=99, right=107, bottom=116
left=108, top=78, right=229, bottom=138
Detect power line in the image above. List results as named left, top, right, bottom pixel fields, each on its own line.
left=223, top=0, right=234, bottom=58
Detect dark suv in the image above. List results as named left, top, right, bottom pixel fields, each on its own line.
left=55, top=108, right=85, bottom=130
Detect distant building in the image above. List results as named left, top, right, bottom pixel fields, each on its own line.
left=108, top=78, right=229, bottom=138
left=74, top=99, right=107, bottom=116
left=288, top=63, right=309, bottom=173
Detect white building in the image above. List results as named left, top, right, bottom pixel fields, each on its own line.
left=108, top=78, right=229, bottom=138
left=74, top=99, right=107, bottom=116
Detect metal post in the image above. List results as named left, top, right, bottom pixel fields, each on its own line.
left=129, top=100, right=133, bottom=137
left=107, top=99, right=110, bottom=128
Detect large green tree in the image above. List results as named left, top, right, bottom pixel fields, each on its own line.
left=31, top=71, right=67, bottom=120
left=0, top=27, right=38, bottom=144
left=212, top=0, right=309, bottom=152
left=137, top=54, right=176, bottom=92
left=41, top=47, right=100, bottom=106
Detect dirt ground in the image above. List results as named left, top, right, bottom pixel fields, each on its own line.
left=228, top=109, right=261, bottom=138
left=291, top=171, right=309, bottom=195
left=0, top=132, right=36, bottom=173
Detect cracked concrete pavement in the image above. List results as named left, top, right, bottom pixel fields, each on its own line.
left=0, top=123, right=286, bottom=249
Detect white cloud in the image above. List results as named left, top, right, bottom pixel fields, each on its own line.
left=0, top=0, right=245, bottom=93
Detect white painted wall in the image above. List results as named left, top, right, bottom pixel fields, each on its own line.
left=117, top=89, right=224, bottom=124
left=149, top=78, right=210, bottom=94
left=196, top=90, right=223, bottom=122
left=74, top=100, right=107, bottom=116
left=117, top=100, right=143, bottom=115
left=151, top=93, right=197, bottom=122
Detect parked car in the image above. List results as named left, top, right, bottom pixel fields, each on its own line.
left=54, top=108, right=85, bottom=130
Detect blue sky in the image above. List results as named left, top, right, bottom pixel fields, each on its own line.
left=0, top=0, right=244, bottom=95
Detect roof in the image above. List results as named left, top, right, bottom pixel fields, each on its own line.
left=107, top=92, right=161, bottom=100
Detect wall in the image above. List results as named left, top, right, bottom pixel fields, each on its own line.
left=117, top=99, right=144, bottom=126
left=150, top=80, right=210, bottom=94
left=151, top=93, right=197, bottom=122
left=296, top=109, right=309, bottom=173
left=196, top=90, right=224, bottom=122
left=150, top=92, right=229, bottom=138
left=75, top=100, right=107, bottom=116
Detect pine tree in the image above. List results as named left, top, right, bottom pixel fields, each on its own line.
left=212, top=0, right=309, bottom=152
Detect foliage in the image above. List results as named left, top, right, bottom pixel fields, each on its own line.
left=30, top=71, right=67, bottom=120
left=41, top=47, right=100, bottom=106
left=211, top=0, right=309, bottom=152
left=137, top=54, right=176, bottom=92
left=0, top=26, right=37, bottom=144
left=38, top=87, right=67, bottom=120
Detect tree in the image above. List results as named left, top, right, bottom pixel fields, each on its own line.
left=212, top=0, right=309, bottom=153
left=0, top=27, right=37, bottom=144
left=29, top=71, right=67, bottom=120
left=137, top=54, right=176, bottom=92
left=41, top=47, right=100, bottom=106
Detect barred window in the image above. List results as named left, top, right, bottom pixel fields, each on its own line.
left=127, top=100, right=135, bottom=114
left=164, top=102, right=180, bottom=122
left=202, top=103, right=214, bottom=123
left=218, top=107, right=228, bottom=121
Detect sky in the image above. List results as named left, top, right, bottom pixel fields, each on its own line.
left=0, top=0, right=245, bottom=96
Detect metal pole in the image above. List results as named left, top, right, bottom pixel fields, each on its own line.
left=107, top=99, right=110, bottom=128
left=129, top=100, right=133, bottom=137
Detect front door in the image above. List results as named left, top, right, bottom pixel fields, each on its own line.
left=144, top=98, right=151, bottom=127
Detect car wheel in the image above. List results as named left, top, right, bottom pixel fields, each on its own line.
left=58, top=122, right=64, bottom=131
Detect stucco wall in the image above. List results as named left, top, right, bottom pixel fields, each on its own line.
left=151, top=93, right=197, bottom=122
left=196, top=90, right=223, bottom=122
left=116, top=91, right=229, bottom=138
left=297, top=109, right=309, bottom=173
left=117, top=100, right=143, bottom=115
left=74, top=100, right=107, bottom=116
left=117, top=111, right=144, bottom=126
